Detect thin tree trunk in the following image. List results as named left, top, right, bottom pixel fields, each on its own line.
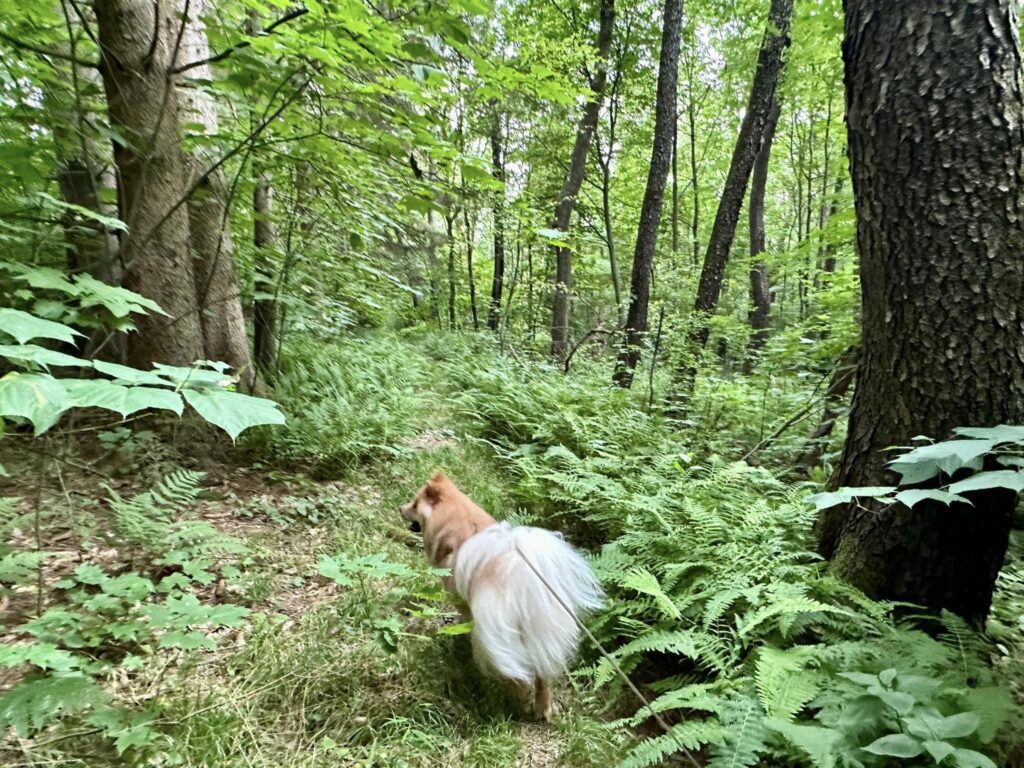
left=671, top=119, right=679, bottom=255
left=445, top=214, right=457, bottom=330
left=687, top=61, right=700, bottom=267
left=464, top=206, right=479, bottom=331
left=816, top=0, right=1024, bottom=622
left=94, top=0, right=204, bottom=368
left=613, top=0, right=684, bottom=388
left=799, top=345, right=857, bottom=471
left=670, top=0, right=793, bottom=410
left=744, top=97, right=781, bottom=368
left=488, top=109, right=506, bottom=331
left=177, top=0, right=253, bottom=385
left=550, top=0, right=615, bottom=361
left=252, top=171, right=277, bottom=378
left=595, top=95, right=623, bottom=326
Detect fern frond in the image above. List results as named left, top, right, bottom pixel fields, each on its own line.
left=754, top=646, right=819, bottom=720
left=706, top=695, right=770, bottom=768
left=618, top=720, right=727, bottom=768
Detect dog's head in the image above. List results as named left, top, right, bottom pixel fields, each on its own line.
left=399, top=472, right=447, bottom=534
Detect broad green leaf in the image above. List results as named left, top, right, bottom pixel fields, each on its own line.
left=152, top=363, right=234, bottom=389
left=953, top=425, right=1024, bottom=443
left=804, top=487, right=895, bottom=511
left=0, top=309, right=83, bottom=345
left=0, top=344, right=90, bottom=369
left=889, top=439, right=998, bottom=483
left=94, top=360, right=175, bottom=387
left=182, top=388, right=286, bottom=440
left=922, top=740, right=956, bottom=764
left=933, top=712, right=981, bottom=739
left=74, top=275, right=165, bottom=317
left=894, top=488, right=970, bottom=508
left=953, top=748, right=998, bottom=768
left=0, top=372, right=71, bottom=433
left=947, top=470, right=1024, bottom=495
left=861, top=733, right=923, bottom=758
left=64, top=380, right=184, bottom=417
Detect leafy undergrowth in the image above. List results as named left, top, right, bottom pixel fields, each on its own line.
left=3, top=330, right=1023, bottom=768
left=0, top=333, right=625, bottom=768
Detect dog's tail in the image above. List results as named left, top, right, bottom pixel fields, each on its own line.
left=454, top=523, right=603, bottom=684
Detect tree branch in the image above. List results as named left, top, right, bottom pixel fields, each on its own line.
left=0, top=30, right=98, bottom=67
left=171, top=7, right=309, bottom=74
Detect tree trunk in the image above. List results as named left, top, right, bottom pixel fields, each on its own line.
left=445, top=214, right=457, bottom=330
left=49, top=41, right=120, bottom=285
left=687, top=61, right=700, bottom=266
left=177, top=0, right=253, bottom=385
left=252, top=172, right=277, bottom=379
left=488, top=110, right=506, bottom=331
left=799, top=345, right=857, bottom=471
left=670, top=0, right=793, bottom=409
left=549, top=0, right=615, bottom=361
left=816, top=0, right=1024, bottom=623
left=94, top=0, right=204, bottom=368
left=744, top=97, right=781, bottom=368
left=613, top=0, right=684, bottom=388
left=464, top=206, right=479, bottom=331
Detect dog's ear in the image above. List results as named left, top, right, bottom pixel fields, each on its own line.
left=422, top=478, right=442, bottom=504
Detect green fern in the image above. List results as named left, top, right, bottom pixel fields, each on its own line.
left=754, top=645, right=819, bottom=720
left=706, top=695, right=771, bottom=768
left=618, top=720, right=728, bottom=768
left=0, top=672, right=106, bottom=737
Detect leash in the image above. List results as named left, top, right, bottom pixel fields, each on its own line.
left=513, top=541, right=703, bottom=768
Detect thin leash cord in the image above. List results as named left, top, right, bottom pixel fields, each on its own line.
left=513, top=541, right=703, bottom=768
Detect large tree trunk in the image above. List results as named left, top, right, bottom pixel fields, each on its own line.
left=744, top=97, right=781, bottom=367
left=177, top=0, right=254, bottom=385
left=669, top=0, right=793, bottom=409
left=252, top=172, right=277, bottom=379
left=816, top=0, right=1024, bottom=623
left=613, top=0, right=683, bottom=388
left=94, top=0, right=204, bottom=368
left=488, top=111, right=506, bottom=332
left=549, top=0, right=615, bottom=361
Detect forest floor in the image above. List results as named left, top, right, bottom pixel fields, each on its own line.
left=1, top=352, right=627, bottom=768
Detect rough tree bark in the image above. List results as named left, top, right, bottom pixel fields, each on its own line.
left=613, top=0, right=684, bottom=388
left=177, top=0, right=253, bottom=384
left=670, top=0, right=793, bottom=408
left=94, top=0, right=204, bottom=368
left=549, top=0, right=615, bottom=361
left=488, top=109, right=505, bottom=331
left=252, top=171, right=277, bottom=378
left=816, top=0, right=1024, bottom=622
left=744, top=97, right=781, bottom=367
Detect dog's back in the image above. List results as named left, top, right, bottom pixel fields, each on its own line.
left=453, top=523, right=603, bottom=685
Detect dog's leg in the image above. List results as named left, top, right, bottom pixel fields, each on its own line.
left=533, top=677, right=553, bottom=721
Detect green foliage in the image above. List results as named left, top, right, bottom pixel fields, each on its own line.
left=0, top=307, right=285, bottom=438
left=252, top=335, right=431, bottom=475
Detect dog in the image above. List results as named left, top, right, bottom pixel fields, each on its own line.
left=399, top=472, right=603, bottom=720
